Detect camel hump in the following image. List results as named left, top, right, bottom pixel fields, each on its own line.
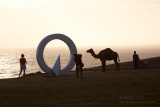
left=105, top=48, right=114, bottom=53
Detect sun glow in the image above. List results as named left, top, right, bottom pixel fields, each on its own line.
left=0, top=0, right=160, bottom=48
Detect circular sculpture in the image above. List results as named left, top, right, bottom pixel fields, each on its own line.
left=36, top=34, right=77, bottom=76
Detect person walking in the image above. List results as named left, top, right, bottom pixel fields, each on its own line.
left=19, top=54, right=27, bottom=77
left=133, top=51, right=140, bottom=69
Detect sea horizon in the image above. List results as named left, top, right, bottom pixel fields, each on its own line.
left=0, top=46, right=159, bottom=79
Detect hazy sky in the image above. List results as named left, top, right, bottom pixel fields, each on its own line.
left=0, top=0, right=160, bottom=48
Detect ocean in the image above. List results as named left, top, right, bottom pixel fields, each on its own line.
left=0, top=46, right=159, bottom=79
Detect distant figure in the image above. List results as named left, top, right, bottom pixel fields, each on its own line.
left=74, top=53, right=84, bottom=78
left=19, top=54, right=27, bottom=77
left=133, top=51, right=140, bottom=69
left=87, top=48, right=120, bottom=72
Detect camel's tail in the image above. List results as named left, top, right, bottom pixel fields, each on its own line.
left=116, top=52, right=120, bottom=63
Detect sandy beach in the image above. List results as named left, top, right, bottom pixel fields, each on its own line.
left=0, top=57, right=159, bottom=107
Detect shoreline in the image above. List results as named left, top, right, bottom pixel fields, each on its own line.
left=0, top=57, right=159, bottom=106
left=1, top=56, right=160, bottom=80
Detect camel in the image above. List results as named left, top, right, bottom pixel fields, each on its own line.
left=86, top=48, right=120, bottom=71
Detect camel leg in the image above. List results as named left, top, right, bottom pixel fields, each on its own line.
left=102, top=61, right=106, bottom=72
left=114, top=59, right=120, bottom=71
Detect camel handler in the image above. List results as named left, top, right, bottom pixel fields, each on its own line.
left=74, top=53, right=84, bottom=78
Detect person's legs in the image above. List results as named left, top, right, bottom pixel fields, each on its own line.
left=21, top=65, right=26, bottom=76
left=80, top=67, right=83, bottom=78
left=23, top=69, right=26, bottom=76
left=136, top=62, right=139, bottom=69
left=76, top=68, right=79, bottom=78
left=19, top=68, right=23, bottom=77
left=134, top=62, right=138, bottom=69
left=134, top=62, right=136, bottom=69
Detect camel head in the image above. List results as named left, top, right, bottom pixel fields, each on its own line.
left=86, top=48, right=93, bottom=53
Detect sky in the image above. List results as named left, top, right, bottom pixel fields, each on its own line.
left=0, top=0, right=160, bottom=48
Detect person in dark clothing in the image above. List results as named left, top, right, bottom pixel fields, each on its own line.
left=133, top=51, right=140, bottom=69
left=19, top=54, right=27, bottom=77
left=74, top=53, right=84, bottom=78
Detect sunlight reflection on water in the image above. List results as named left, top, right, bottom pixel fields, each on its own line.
left=0, top=47, right=159, bottom=79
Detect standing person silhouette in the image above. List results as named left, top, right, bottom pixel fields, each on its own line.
left=74, top=53, right=84, bottom=78
left=19, top=54, right=27, bottom=77
left=133, top=51, right=140, bottom=69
